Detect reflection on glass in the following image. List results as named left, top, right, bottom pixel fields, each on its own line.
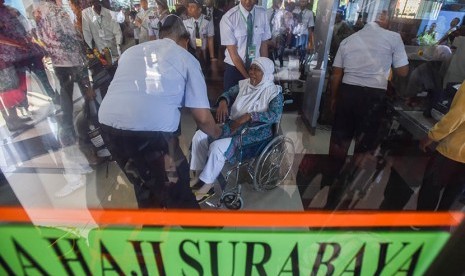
left=0, top=0, right=463, bottom=226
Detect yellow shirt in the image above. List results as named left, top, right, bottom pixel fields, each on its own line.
left=429, top=81, right=465, bottom=163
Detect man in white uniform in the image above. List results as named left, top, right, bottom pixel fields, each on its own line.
left=82, top=0, right=122, bottom=57
left=292, top=0, right=315, bottom=65
left=135, top=0, right=157, bottom=42
left=184, top=0, right=215, bottom=67
left=220, top=0, right=271, bottom=90
left=323, top=11, right=409, bottom=209
left=99, top=15, right=221, bottom=209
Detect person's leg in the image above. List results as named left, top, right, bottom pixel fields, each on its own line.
left=417, top=153, right=447, bottom=210
left=323, top=86, right=357, bottom=209
left=30, top=56, right=57, bottom=99
left=198, top=138, right=232, bottom=184
left=54, top=67, right=76, bottom=139
left=299, top=34, right=308, bottom=64
left=165, top=135, right=200, bottom=209
left=433, top=156, right=465, bottom=210
left=278, top=34, right=286, bottom=68
left=195, top=138, right=232, bottom=201
left=190, top=130, right=210, bottom=171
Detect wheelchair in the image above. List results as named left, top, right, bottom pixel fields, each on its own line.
left=205, top=121, right=295, bottom=210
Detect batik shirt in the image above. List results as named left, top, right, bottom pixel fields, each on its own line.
left=35, top=1, right=86, bottom=67
left=0, top=5, right=31, bottom=67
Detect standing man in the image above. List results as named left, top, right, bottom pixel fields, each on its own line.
left=292, top=0, right=315, bottom=67
left=203, top=0, right=224, bottom=61
left=34, top=0, right=94, bottom=143
left=152, top=0, right=171, bottom=39
left=82, top=0, right=122, bottom=58
left=220, top=0, right=271, bottom=90
left=267, top=0, right=284, bottom=67
left=98, top=15, right=221, bottom=209
left=135, top=0, right=157, bottom=42
left=184, top=0, right=215, bottom=67
left=323, top=10, right=409, bottom=209
left=417, top=80, right=465, bottom=211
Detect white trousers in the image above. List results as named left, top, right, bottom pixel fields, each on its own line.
left=190, top=130, right=232, bottom=184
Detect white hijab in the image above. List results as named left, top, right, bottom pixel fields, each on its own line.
left=230, top=57, right=279, bottom=120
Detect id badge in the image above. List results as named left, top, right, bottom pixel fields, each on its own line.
left=195, top=38, right=202, bottom=48
left=98, top=29, right=105, bottom=38
left=248, top=45, right=256, bottom=59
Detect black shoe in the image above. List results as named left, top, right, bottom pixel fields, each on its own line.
left=6, top=120, right=31, bottom=132
left=196, top=187, right=215, bottom=204
left=191, top=179, right=205, bottom=191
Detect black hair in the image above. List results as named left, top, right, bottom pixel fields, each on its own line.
left=159, top=14, right=190, bottom=41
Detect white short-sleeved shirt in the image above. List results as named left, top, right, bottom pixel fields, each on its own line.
left=444, top=36, right=465, bottom=87
left=183, top=14, right=214, bottom=50
left=292, top=7, right=314, bottom=35
left=333, top=22, right=409, bottom=90
left=220, top=3, right=271, bottom=66
left=136, top=8, right=157, bottom=42
left=82, top=7, right=122, bottom=55
left=99, top=38, right=210, bottom=132
left=266, top=8, right=284, bottom=37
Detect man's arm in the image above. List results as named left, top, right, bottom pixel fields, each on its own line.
left=260, top=40, right=268, bottom=57
left=81, top=12, right=93, bottom=49
left=226, top=45, right=249, bottom=78
left=190, top=108, right=222, bottom=138
left=393, top=65, right=409, bottom=77
left=111, top=17, right=123, bottom=46
left=208, top=36, right=216, bottom=59
left=330, top=66, right=344, bottom=113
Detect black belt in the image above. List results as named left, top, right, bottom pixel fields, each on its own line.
left=100, top=124, right=174, bottom=139
left=341, top=83, right=386, bottom=94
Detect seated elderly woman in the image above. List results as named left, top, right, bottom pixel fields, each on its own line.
left=190, top=57, right=283, bottom=203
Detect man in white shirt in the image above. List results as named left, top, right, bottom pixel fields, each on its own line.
left=292, top=0, right=315, bottom=65
left=220, top=0, right=271, bottom=90
left=184, top=0, right=215, bottom=67
left=135, top=0, right=157, bottom=42
left=266, top=0, right=284, bottom=67
left=202, top=0, right=224, bottom=61
left=323, top=11, right=409, bottom=209
left=82, top=0, right=122, bottom=58
left=99, top=15, right=221, bottom=209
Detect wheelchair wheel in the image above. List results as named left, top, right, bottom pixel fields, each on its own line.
left=221, top=192, right=244, bottom=210
left=253, top=136, right=294, bottom=191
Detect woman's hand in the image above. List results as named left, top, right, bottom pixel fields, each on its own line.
left=216, top=100, right=229, bottom=123
left=230, top=113, right=251, bottom=133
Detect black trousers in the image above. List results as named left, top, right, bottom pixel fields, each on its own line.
left=223, top=63, right=245, bottom=91
left=323, top=83, right=387, bottom=209
left=54, top=66, right=90, bottom=140
left=417, top=152, right=465, bottom=210
left=101, top=125, right=199, bottom=209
